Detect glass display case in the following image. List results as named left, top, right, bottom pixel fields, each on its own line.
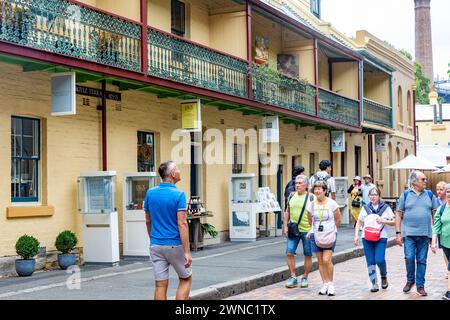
left=231, top=176, right=255, bottom=203
left=78, top=172, right=116, bottom=214
left=125, top=177, right=151, bottom=210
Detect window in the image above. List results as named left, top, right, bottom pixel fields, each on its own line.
left=11, top=116, right=40, bottom=202
left=310, top=0, right=321, bottom=19
left=137, top=131, right=155, bottom=172
left=232, top=144, right=243, bottom=174
left=171, top=0, right=186, bottom=37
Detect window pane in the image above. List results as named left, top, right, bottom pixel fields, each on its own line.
left=12, top=117, right=22, bottom=135
left=22, top=118, right=33, bottom=136
left=20, top=159, right=37, bottom=198
left=22, top=136, right=33, bottom=157
left=11, top=159, right=20, bottom=198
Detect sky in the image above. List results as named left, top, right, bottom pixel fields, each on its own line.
left=321, top=0, right=450, bottom=81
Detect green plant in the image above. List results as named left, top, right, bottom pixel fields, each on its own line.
left=55, top=230, right=78, bottom=254
left=251, top=62, right=316, bottom=97
left=15, top=235, right=40, bottom=260
left=201, top=223, right=218, bottom=238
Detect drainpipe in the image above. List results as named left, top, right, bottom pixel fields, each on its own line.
left=140, top=0, right=148, bottom=74
left=246, top=1, right=252, bottom=99
left=101, top=79, right=107, bottom=171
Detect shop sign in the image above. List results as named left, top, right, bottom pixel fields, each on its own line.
left=76, top=86, right=121, bottom=101
left=331, top=130, right=345, bottom=152
left=181, top=99, right=202, bottom=132
left=262, top=116, right=279, bottom=143
left=375, top=134, right=387, bottom=153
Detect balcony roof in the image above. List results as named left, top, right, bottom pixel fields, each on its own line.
left=358, top=51, right=395, bottom=75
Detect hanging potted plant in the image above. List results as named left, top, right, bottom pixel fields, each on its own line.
left=15, top=234, right=40, bottom=277
left=55, top=230, right=78, bottom=270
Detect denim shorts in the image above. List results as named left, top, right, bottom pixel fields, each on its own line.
left=286, top=232, right=312, bottom=257
left=310, top=233, right=337, bottom=253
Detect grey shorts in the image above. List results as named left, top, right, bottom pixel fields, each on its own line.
left=150, top=245, right=192, bottom=281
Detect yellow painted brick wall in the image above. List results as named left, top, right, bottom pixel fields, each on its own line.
left=0, top=60, right=333, bottom=256
left=364, top=72, right=390, bottom=106
left=209, top=11, right=247, bottom=60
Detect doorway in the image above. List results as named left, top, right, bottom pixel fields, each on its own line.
left=354, top=146, right=361, bottom=177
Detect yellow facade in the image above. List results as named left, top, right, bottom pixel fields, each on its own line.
left=416, top=121, right=450, bottom=145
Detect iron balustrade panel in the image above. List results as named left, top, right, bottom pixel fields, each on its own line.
left=251, top=66, right=316, bottom=116
left=318, top=89, right=359, bottom=127
left=0, top=0, right=141, bottom=72
left=147, top=28, right=248, bottom=98
left=363, top=98, right=392, bottom=128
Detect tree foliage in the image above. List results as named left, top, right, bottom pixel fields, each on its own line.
left=400, top=49, right=430, bottom=104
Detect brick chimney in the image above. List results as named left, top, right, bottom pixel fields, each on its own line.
left=414, top=0, right=434, bottom=81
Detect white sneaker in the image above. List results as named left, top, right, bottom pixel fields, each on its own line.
left=319, top=283, right=328, bottom=295
left=327, top=283, right=335, bottom=296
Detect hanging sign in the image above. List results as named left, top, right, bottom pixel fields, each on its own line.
left=375, top=134, right=387, bottom=153
left=51, top=72, right=76, bottom=116
left=331, top=131, right=345, bottom=152
left=181, top=99, right=202, bottom=132
left=262, top=116, right=279, bottom=143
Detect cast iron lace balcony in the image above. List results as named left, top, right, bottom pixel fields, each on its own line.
left=363, top=98, right=392, bottom=128
left=147, top=27, right=248, bottom=98
left=251, top=64, right=316, bottom=116
left=318, top=88, right=359, bottom=127
left=0, top=0, right=141, bottom=72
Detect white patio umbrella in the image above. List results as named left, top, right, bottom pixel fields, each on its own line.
left=433, top=164, right=450, bottom=174
left=385, top=154, right=439, bottom=170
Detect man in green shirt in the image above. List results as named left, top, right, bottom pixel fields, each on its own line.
left=283, top=175, right=313, bottom=288
left=431, top=183, right=450, bottom=300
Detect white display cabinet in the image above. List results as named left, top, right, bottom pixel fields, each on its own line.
left=123, top=172, right=157, bottom=257
left=228, top=173, right=259, bottom=241
left=334, top=177, right=349, bottom=225
left=77, top=171, right=119, bottom=265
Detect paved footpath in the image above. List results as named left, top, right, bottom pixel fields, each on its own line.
left=229, top=245, right=449, bottom=300
left=0, top=226, right=386, bottom=300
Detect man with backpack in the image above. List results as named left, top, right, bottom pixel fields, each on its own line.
left=309, top=160, right=336, bottom=200
left=395, top=170, right=438, bottom=296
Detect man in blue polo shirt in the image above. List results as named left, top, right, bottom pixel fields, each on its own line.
left=144, top=161, right=192, bottom=300
left=395, top=170, right=438, bottom=296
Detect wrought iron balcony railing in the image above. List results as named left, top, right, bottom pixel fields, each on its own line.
left=363, top=98, right=392, bottom=128
left=0, top=0, right=361, bottom=128
left=0, top=0, right=141, bottom=72
left=251, top=65, right=316, bottom=116
left=147, top=27, right=248, bottom=98
left=318, top=88, right=359, bottom=127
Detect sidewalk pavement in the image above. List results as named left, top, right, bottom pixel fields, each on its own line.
left=0, top=226, right=395, bottom=300
left=228, top=245, right=449, bottom=300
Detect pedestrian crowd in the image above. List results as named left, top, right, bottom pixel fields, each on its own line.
left=143, top=159, right=450, bottom=301
left=283, top=160, right=450, bottom=300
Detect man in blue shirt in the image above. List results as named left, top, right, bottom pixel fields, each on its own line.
left=144, top=161, right=192, bottom=300
left=395, top=170, right=438, bottom=296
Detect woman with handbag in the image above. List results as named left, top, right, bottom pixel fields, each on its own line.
left=306, top=181, right=341, bottom=296
left=348, top=176, right=363, bottom=226
left=353, top=186, right=395, bottom=292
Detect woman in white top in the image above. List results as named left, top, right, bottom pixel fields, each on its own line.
left=353, top=186, right=395, bottom=292
left=306, top=181, right=341, bottom=296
